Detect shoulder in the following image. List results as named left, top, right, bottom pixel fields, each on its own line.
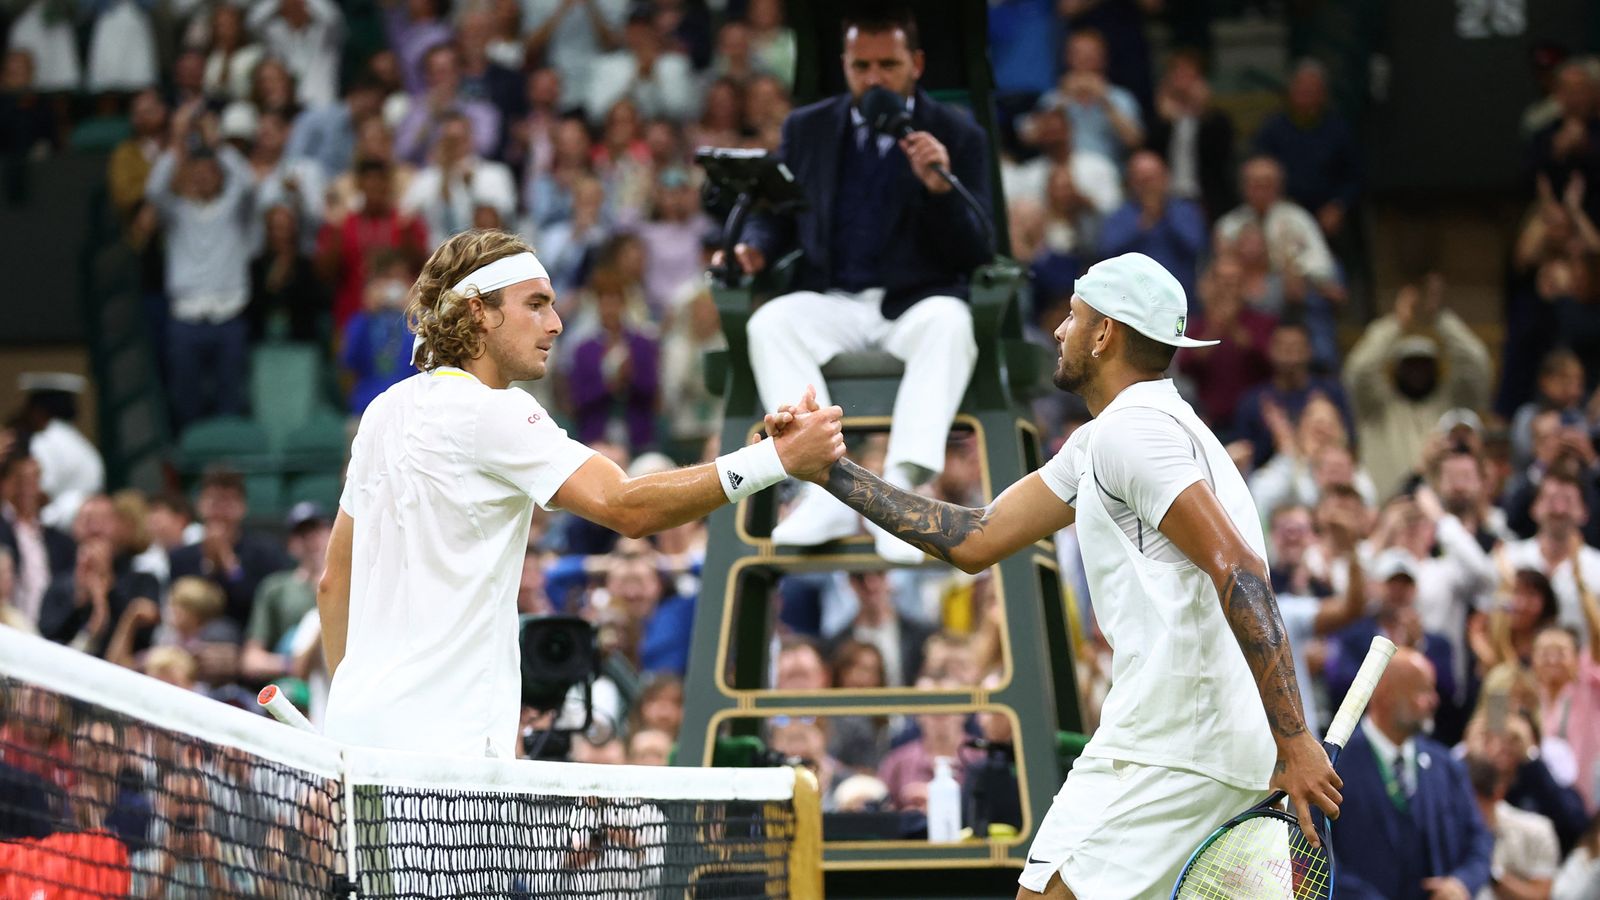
left=789, top=95, right=846, bottom=128
left=921, top=94, right=984, bottom=137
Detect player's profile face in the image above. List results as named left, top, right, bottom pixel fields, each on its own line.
left=842, top=27, right=922, bottom=101
left=1051, top=295, right=1095, bottom=393
left=482, top=277, right=560, bottom=382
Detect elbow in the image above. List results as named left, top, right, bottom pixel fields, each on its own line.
left=951, top=547, right=993, bottom=576
left=614, top=508, right=659, bottom=541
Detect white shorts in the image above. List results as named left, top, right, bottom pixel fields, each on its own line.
left=1018, top=755, right=1267, bottom=899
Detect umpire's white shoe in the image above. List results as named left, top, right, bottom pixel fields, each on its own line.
left=868, top=520, right=927, bottom=565
left=771, top=483, right=859, bottom=546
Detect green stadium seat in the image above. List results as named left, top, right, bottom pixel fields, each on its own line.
left=68, top=117, right=132, bottom=153
left=284, top=472, right=343, bottom=511
left=281, top=411, right=349, bottom=471
left=176, top=416, right=285, bottom=519
left=250, top=342, right=325, bottom=452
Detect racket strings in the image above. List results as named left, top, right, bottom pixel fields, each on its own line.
left=1174, top=815, right=1331, bottom=899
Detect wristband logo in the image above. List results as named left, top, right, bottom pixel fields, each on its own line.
left=727, top=471, right=744, bottom=490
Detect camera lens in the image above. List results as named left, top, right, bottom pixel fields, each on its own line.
left=540, top=630, right=573, bottom=664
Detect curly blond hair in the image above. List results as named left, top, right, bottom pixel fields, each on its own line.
left=406, top=229, right=538, bottom=370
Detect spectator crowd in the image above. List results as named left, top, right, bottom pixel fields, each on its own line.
left=3, top=0, right=1600, bottom=895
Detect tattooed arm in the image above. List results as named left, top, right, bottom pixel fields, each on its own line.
left=821, top=459, right=1074, bottom=574
left=1158, top=480, right=1343, bottom=844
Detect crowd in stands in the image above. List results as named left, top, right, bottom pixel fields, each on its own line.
left=4, top=0, right=1600, bottom=894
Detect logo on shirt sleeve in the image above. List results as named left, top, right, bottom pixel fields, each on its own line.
left=727, top=470, right=744, bottom=490
left=527, top=414, right=542, bottom=424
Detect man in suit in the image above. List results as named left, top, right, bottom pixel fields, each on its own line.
left=1332, top=647, right=1492, bottom=899
left=825, top=569, right=935, bottom=687
left=1326, top=547, right=1458, bottom=725
left=722, top=6, right=993, bottom=564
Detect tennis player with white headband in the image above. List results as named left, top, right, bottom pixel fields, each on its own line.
left=318, top=229, right=846, bottom=758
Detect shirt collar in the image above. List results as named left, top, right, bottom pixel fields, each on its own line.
left=1361, top=717, right=1415, bottom=769
left=430, top=366, right=481, bottom=383
left=1099, top=378, right=1179, bottom=416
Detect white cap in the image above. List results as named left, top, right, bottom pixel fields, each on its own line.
left=19, top=372, right=87, bottom=394
left=1074, top=252, right=1219, bottom=348
left=1371, top=547, right=1421, bottom=583
left=1437, top=408, right=1483, bottom=435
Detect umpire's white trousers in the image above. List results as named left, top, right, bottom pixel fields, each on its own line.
left=746, top=289, right=978, bottom=476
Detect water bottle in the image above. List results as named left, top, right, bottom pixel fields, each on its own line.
left=926, top=756, right=962, bottom=842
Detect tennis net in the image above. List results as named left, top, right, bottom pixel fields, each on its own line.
left=0, top=627, right=818, bottom=898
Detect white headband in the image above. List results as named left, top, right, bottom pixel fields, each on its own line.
left=412, top=252, right=551, bottom=367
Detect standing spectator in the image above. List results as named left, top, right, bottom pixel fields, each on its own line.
left=16, top=374, right=105, bottom=532
left=521, top=0, right=627, bottom=111
left=241, top=502, right=329, bottom=685
left=167, top=469, right=292, bottom=631
left=145, top=101, right=257, bottom=430
left=1036, top=30, right=1143, bottom=165
left=201, top=4, right=263, bottom=104
left=458, top=11, right=525, bottom=128
left=248, top=204, right=326, bottom=342
left=248, top=0, right=344, bottom=109
left=0, top=50, right=62, bottom=203
left=1144, top=49, right=1236, bottom=222
left=502, top=66, right=563, bottom=179
left=585, top=8, right=696, bottom=126
left=536, top=174, right=609, bottom=293
left=658, top=285, right=726, bottom=453
left=1100, top=151, right=1206, bottom=299
left=1502, top=472, right=1600, bottom=637
left=1248, top=394, right=1376, bottom=521
left=1234, top=322, right=1356, bottom=467
left=167, top=49, right=208, bottom=110
left=381, top=0, right=452, bottom=97
left=247, top=111, right=326, bottom=250
left=1530, top=60, right=1600, bottom=222
left=1512, top=349, right=1589, bottom=470
left=569, top=269, right=660, bottom=450
left=1501, top=410, right=1600, bottom=546
left=340, top=251, right=416, bottom=414
left=1328, top=548, right=1458, bottom=716
left=316, top=159, right=429, bottom=330
left=1177, top=254, right=1276, bottom=428
left=286, top=78, right=386, bottom=182
left=1004, top=104, right=1121, bottom=216
left=1533, top=588, right=1600, bottom=814
left=0, top=455, right=74, bottom=631
left=395, top=44, right=503, bottom=166
left=106, top=89, right=168, bottom=221
left=1266, top=503, right=1366, bottom=734
left=1331, top=648, right=1493, bottom=899
left=1214, top=156, right=1344, bottom=302
left=1555, top=818, right=1600, bottom=899
left=633, top=166, right=711, bottom=309
left=324, top=117, right=417, bottom=221
left=524, top=115, right=594, bottom=230
left=402, top=112, right=517, bottom=247
left=1252, top=59, right=1360, bottom=240
left=744, top=0, right=794, bottom=87
left=986, top=0, right=1059, bottom=105
left=1467, top=743, right=1561, bottom=900
left=1344, top=275, right=1494, bottom=500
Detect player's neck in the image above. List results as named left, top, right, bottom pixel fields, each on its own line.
left=1083, top=368, right=1165, bottom=417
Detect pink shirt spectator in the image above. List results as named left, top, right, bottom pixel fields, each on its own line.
left=1542, top=652, right=1600, bottom=812
left=876, top=739, right=966, bottom=811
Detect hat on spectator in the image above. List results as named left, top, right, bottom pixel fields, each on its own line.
left=1371, top=547, right=1421, bottom=583
left=1436, top=408, right=1483, bottom=435
left=220, top=103, right=259, bottom=141
left=285, top=500, right=329, bottom=533
left=19, top=372, right=87, bottom=394
left=1073, top=252, right=1218, bottom=348
left=1391, top=335, right=1438, bottom=361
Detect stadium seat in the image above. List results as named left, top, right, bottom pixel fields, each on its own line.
left=176, top=416, right=285, bottom=518
left=250, top=342, right=325, bottom=453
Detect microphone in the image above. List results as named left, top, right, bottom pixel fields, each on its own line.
left=857, top=85, right=996, bottom=257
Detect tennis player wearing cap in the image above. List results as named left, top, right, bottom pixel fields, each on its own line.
left=779, top=251, right=1343, bottom=898
left=318, top=229, right=846, bottom=758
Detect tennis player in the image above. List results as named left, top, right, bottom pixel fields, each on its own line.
left=787, top=252, right=1343, bottom=898
left=317, top=229, right=845, bottom=759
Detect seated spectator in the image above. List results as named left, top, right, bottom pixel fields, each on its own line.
left=1461, top=697, right=1590, bottom=856
left=147, top=101, right=257, bottom=430
left=1529, top=60, right=1600, bottom=222
left=569, top=268, right=661, bottom=450
left=401, top=111, right=517, bottom=247
left=37, top=537, right=136, bottom=657
left=287, top=78, right=386, bottom=185
left=1004, top=104, right=1121, bottom=217
left=1344, top=274, right=1494, bottom=500
left=324, top=116, right=417, bottom=222
left=742, top=73, right=789, bottom=151
left=201, top=4, right=262, bottom=104
left=604, top=546, right=692, bottom=677
left=382, top=0, right=451, bottom=96
left=826, top=571, right=934, bottom=688
left=745, top=0, right=795, bottom=84
left=1328, top=548, right=1458, bottom=716
left=569, top=732, right=626, bottom=765
left=630, top=673, right=684, bottom=739
left=1514, top=349, right=1590, bottom=470
left=1466, top=738, right=1561, bottom=898
left=1469, top=569, right=1560, bottom=678
left=593, top=99, right=655, bottom=222
left=691, top=75, right=744, bottom=151
left=524, top=116, right=596, bottom=231
left=826, top=640, right=892, bottom=771
left=1534, top=615, right=1600, bottom=813
left=877, top=688, right=966, bottom=812
left=1144, top=49, right=1236, bottom=222
left=248, top=204, right=326, bottom=342
left=107, top=90, right=168, bottom=221
left=230, top=56, right=302, bottom=125
left=109, top=576, right=239, bottom=686
left=1252, top=59, right=1360, bottom=240
left=1249, top=395, right=1377, bottom=522
left=128, top=771, right=229, bottom=896
left=1555, top=815, right=1600, bottom=898
left=141, top=492, right=198, bottom=587
left=771, top=717, right=845, bottom=810
left=5, top=11, right=77, bottom=95
left=1099, top=151, right=1207, bottom=299
left=0, top=546, right=29, bottom=632
left=502, top=67, right=563, bottom=178
left=774, top=636, right=830, bottom=690
left=1266, top=503, right=1366, bottom=733
left=167, top=468, right=292, bottom=630
left=1035, top=29, right=1142, bottom=165
left=1234, top=322, right=1356, bottom=468
left=241, top=503, right=329, bottom=685
left=585, top=7, right=696, bottom=125
left=0, top=454, right=75, bottom=632
left=625, top=728, right=672, bottom=766
left=395, top=44, right=502, bottom=166
left=248, top=0, right=343, bottom=108
left=1215, top=156, right=1344, bottom=302
left=0, top=683, right=71, bottom=793
left=317, top=159, right=429, bottom=330
left=634, top=166, right=712, bottom=310
left=1176, top=254, right=1275, bottom=427
left=658, top=285, right=727, bottom=452
left=341, top=251, right=417, bottom=413
left=142, top=645, right=200, bottom=692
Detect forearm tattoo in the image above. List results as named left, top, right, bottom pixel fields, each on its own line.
left=1220, top=566, right=1308, bottom=744
left=822, top=459, right=987, bottom=565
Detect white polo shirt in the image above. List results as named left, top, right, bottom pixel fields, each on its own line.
left=1039, top=379, right=1277, bottom=789
left=324, top=367, right=596, bottom=758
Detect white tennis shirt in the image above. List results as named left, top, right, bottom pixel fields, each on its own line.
left=324, top=367, right=596, bottom=758
left=1040, top=379, right=1277, bottom=790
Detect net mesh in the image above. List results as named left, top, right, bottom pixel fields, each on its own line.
left=0, top=628, right=802, bottom=900
left=1173, top=812, right=1331, bottom=900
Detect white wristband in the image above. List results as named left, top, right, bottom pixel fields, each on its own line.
left=715, top=438, right=787, bottom=502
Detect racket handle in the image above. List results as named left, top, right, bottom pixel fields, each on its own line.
left=258, top=684, right=315, bottom=732
left=1324, top=636, right=1397, bottom=750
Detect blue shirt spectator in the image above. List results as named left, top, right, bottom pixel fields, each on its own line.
left=1098, top=151, right=1206, bottom=298
left=988, top=0, right=1060, bottom=97
left=1253, top=60, right=1361, bottom=233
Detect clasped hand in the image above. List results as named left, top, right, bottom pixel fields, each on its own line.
left=760, top=385, right=844, bottom=482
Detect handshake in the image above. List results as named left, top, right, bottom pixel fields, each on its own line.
left=760, top=386, right=846, bottom=483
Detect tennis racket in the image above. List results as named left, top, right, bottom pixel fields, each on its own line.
left=1169, top=635, right=1397, bottom=900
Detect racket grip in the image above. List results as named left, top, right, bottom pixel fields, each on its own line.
left=258, top=684, right=315, bottom=732
left=1324, top=636, right=1397, bottom=750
